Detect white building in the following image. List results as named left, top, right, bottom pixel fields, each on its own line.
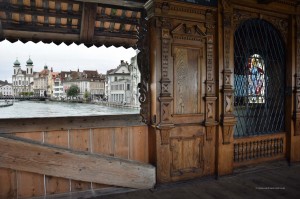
left=106, top=60, right=132, bottom=104
left=0, top=81, right=14, bottom=96
left=12, top=58, right=35, bottom=96
left=53, top=76, right=64, bottom=99
left=128, top=56, right=141, bottom=106
left=106, top=57, right=140, bottom=106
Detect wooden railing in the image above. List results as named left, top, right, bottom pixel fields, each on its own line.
left=233, top=133, right=286, bottom=168
left=0, top=114, right=154, bottom=199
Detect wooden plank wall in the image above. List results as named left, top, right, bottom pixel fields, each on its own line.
left=0, top=125, right=149, bottom=199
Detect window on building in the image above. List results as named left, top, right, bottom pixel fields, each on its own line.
left=114, top=77, right=117, bottom=81
left=127, top=84, right=130, bottom=90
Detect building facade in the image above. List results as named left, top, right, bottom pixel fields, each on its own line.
left=0, top=80, right=14, bottom=96
left=107, top=60, right=132, bottom=104
left=33, top=65, right=49, bottom=96
left=12, top=58, right=35, bottom=96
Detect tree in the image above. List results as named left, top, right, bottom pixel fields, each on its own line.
left=84, top=91, right=90, bottom=101
left=67, top=84, right=80, bottom=98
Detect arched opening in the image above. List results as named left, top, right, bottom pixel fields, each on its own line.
left=234, top=19, right=286, bottom=137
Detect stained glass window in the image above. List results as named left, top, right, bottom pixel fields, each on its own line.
left=248, top=54, right=265, bottom=104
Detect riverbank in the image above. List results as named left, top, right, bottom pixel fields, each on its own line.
left=49, top=98, right=140, bottom=109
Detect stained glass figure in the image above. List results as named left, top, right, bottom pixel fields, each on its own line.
left=248, top=54, right=265, bottom=103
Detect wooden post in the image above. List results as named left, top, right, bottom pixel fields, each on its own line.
left=290, top=12, right=300, bottom=163
left=217, top=0, right=236, bottom=176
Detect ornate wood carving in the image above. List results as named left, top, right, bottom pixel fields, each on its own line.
left=221, top=0, right=236, bottom=145
left=157, top=17, right=174, bottom=145
left=170, top=135, right=204, bottom=177
left=137, top=11, right=151, bottom=124
left=204, top=10, right=218, bottom=141
left=293, top=16, right=300, bottom=135
left=232, top=9, right=288, bottom=43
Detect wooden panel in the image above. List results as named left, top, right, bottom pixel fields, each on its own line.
left=44, top=131, right=70, bottom=195
left=13, top=132, right=43, bottom=142
left=17, top=171, right=44, bottom=198
left=114, top=128, right=129, bottom=159
left=46, top=176, right=70, bottom=195
left=0, top=168, right=17, bottom=199
left=44, top=130, right=68, bottom=148
left=70, top=129, right=90, bottom=152
left=170, top=136, right=204, bottom=177
left=173, top=46, right=200, bottom=115
left=69, top=129, right=91, bottom=191
left=129, top=126, right=148, bottom=163
left=0, top=136, right=156, bottom=189
left=92, top=128, right=114, bottom=156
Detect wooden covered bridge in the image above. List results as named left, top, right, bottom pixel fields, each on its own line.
left=0, top=0, right=300, bottom=198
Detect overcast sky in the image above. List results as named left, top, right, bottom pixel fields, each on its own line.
left=0, top=40, right=137, bottom=83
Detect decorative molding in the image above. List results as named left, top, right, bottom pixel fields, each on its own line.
left=222, top=2, right=236, bottom=144
left=171, top=23, right=207, bottom=42
left=157, top=17, right=174, bottom=145
left=233, top=9, right=288, bottom=43
left=137, top=11, right=150, bottom=124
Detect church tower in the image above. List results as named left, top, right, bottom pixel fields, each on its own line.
left=13, top=58, right=21, bottom=75
left=26, top=57, right=33, bottom=75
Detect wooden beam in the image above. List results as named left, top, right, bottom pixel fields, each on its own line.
left=80, top=2, right=97, bottom=43
left=0, top=114, right=144, bottom=133
left=0, top=135, right=155, bottom=189
left=0, top=20, right=3, bottom=38
left=257, top=0, right=280, bottom=4
left=75, top=0, right=145, bottom=9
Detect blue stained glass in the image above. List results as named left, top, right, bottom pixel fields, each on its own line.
left=248, top=54, right=265, bottom=103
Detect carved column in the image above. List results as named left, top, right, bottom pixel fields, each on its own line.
left=221, top=0, right=236, bottom=145
left=216, top=0, right=236, bottom=176
left=137, top=11, right=151, bottom=124
left=205, top=11, right=218, bottom=141
left=157, top=18, right=175, bottom=145
left=295, top=16, right=300, bottom=136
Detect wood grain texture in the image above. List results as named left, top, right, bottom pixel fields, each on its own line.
left=17, top=171, right=44, bottom=198
left=44, top=131, right=70, bottom=195
left=0, top=136, right=155, bottom=189
left=0, top=114, right=144, bottom=133
left=0, top=168, right=17, bottom=199
left=173, top=47, right=200, bottom=115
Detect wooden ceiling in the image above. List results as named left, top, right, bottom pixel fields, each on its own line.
left=0, top=0, right=147, bottom=48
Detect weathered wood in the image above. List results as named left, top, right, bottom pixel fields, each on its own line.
left=0, top=114, right=144, bottom=133
left=74, top=0, right=145, bottom=9
left=0, top=168, right=17, bottom=199
left=80, top=2, right=97, bottom=43
left=0, top=135, right=155, bottom=189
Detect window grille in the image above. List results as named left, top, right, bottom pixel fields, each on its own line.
left=234, top=19, right=285, bottom=137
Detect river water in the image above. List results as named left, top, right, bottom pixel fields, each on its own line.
left=0, top=101, right=139, bottom=118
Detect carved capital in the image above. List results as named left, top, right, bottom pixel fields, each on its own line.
left=221, top=0, right=232, bottom=11
left=157, top=125, right=174, bottom=145
left=221, top=118, right=236, bottom=144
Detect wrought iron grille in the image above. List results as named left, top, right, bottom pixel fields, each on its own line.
left=234, top=19, right=285, bottom=137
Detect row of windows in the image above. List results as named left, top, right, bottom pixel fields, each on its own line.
left=13, top=80, right=30, bottom=85
left=111, top=94, right=124, bottom=102
left=111, top=84, right=130, bottom=91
